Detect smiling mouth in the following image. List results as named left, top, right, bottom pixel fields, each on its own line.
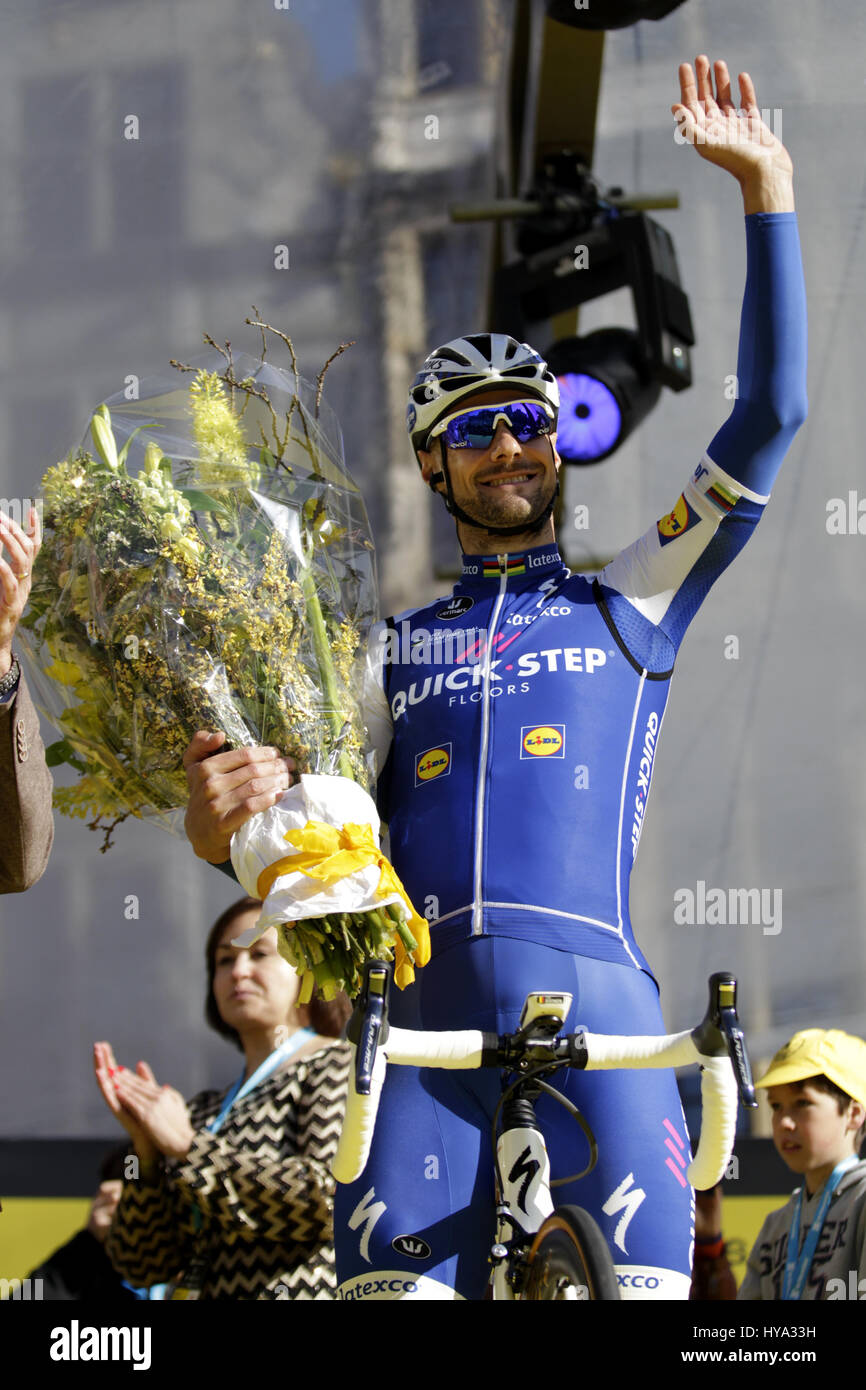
left=480, top=472, right=538, bottom=488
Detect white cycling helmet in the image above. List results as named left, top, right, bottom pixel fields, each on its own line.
left=406, top=333, right=560, bottom=462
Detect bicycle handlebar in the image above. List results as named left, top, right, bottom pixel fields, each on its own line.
left=332, top=965, right=755, bottom=1189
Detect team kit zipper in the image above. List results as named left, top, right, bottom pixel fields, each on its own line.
left=472, top=556, right=510, bottom=936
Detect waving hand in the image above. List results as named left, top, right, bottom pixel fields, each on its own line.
left=672, top=56, right=794, bottom=212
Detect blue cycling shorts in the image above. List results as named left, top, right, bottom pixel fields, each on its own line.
left=334, top=936, right=695, bottom=1300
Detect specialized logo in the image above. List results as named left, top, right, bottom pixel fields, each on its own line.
left=656, top=492, right=701, bottom=545
left=435, top=595, right=475, bottom=621
left=508, top=1145, right=541, bottom=1214
left=348, top=1187, right=387, bottom=1264
left=391, top=1234, right=432, bottom=1260
left=520, top=725, right=565, bottom=759
left=415, top=743, right=451, bottom=786
left=602, top=1172, right=647, bottom=1254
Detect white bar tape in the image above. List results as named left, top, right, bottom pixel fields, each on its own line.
left=583, top=1029, right=738, bottom=1191
left=386, top=1027, right=486, bottom=1069
left=582, top=1028, right=698, bottom=1069
left=686, top=1053, right=739, bottom=1191
left=331, top=1045, right=386, bottom=1185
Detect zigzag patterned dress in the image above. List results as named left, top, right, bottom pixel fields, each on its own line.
left=104, top=1041, right=351, bottom=1299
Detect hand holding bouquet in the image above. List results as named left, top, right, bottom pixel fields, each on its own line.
left=20, top=318, right=429, bottom=998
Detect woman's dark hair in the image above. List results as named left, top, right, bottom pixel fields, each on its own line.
left=205, top=897, right=351, bottom=1050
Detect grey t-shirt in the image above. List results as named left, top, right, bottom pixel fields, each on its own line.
left=738, top=1158, right=866, bottom=1300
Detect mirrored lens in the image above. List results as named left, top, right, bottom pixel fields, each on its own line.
left=445, top=402, right=551, bottom=449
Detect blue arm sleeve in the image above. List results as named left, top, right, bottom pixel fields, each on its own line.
left=597, top=211, right=808, bottom=668
left=705, top=211, right=808, bottom=495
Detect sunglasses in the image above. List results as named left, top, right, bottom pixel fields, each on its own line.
left=426, top=400, right=555, bottom=451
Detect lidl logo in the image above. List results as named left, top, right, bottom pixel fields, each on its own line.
left=656, top=493, right=700, bottom=546
left=520, top=725, right=565, bottom=759
left=415, top=743, right=452, bottom=786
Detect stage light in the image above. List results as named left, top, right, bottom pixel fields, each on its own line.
left=546, top=329, right=662, bottom=464
left=546, top=0, right=689, bottom=29
left=473, top=154, right=694, bottom=464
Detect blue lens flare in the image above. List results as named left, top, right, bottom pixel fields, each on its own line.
left=555, top=372, right=621, bottom=461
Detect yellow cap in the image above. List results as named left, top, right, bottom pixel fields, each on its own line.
left=757, top=1029, right=866, bottom=1108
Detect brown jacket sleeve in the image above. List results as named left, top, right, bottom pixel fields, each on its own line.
left=0, top=672, right=54, bottom=893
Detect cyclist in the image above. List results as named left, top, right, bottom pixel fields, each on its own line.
left=184, top=57, right=807, bottom=1300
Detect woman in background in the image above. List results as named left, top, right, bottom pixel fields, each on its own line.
left=94, top=896, right=351, bottom=1299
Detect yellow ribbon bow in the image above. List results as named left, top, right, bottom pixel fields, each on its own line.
left=256, top=820, right=431, bottom=989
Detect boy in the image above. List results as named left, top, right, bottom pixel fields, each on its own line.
left=738, top=1029, right=866, bottom=1300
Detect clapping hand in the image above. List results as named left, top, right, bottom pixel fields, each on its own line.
left=93, top=1041, right=195, bottom=1161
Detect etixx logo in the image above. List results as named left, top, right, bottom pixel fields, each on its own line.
left=520, top=725, right=565, bottom=759
left=415, top=743, right=452, bottom=786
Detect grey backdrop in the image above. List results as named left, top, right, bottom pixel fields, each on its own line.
left=0, top=0, right=861, bottom=1141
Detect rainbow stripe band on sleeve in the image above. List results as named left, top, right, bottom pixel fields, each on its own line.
left=705, top=480, right=738, bottom=514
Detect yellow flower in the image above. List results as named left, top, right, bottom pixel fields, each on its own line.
left=189, top=371, right=258, bottom=486
left=158, top=515, right=183, bottom=543
left=175, top=535, right=203, bottom=566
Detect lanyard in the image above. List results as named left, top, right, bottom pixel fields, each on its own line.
left=782, top=1155, right=859, bottom=1300
left=207, top=1028, right=316, bottom=1134
left=144, top=1028, right=318, bottom=1300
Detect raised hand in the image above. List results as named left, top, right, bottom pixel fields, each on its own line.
left=672, top=56, right=794, bottom=212
left=111, top=1062, right=196, bottom=1160
left=0, top=506, right=40, bottom=674
left=93, top=1042, right=159, bottom=1162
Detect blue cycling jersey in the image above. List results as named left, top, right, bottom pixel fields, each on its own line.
left=370, top=488, right=755, bottom=974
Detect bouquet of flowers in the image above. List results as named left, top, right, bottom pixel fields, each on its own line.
left=20, top=317, right=429, bottom=999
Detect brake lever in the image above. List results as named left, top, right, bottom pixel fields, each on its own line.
left=691, top=972, right=757, bottom=1108
left=347, top=959, right=392, bottom=1096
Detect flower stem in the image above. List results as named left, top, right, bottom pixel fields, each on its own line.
left=299, top=558, right=353, bottom=779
